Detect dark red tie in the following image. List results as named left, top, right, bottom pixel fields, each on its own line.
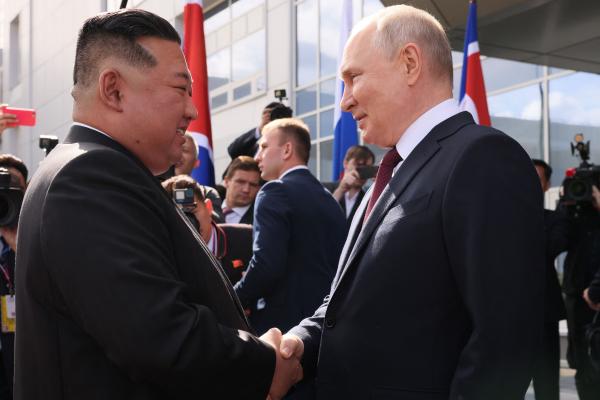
left=364, top=148, right=402, bottom=222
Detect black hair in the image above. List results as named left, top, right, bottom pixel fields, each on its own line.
left=73, top=9, right=180, bottom=87
left=532, top=159, right=552, bottom=182
left=0, top=153, right=28, bottom=183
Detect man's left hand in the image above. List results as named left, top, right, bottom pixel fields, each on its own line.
left=583, top=288, right=600, bottom=311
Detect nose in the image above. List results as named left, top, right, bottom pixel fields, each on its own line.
left=185, top=95, right=198, bottom=121
left=340, top=85, right=355, bottom=113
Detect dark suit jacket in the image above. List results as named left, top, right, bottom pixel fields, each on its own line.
left=15, top=126, right=274, bottom=400
left=239, top=202, right=255, bottom=225
left=234, top=168, right=346, bottom=335
left=0, top=244, right=14, bottom=398
left=227, top=127, right=259, bottom=159
left=543, top=209, right=568, bottom=321
left=289, top=112, right=545, bottom=400
left=215, top=223, right=253, bottom=285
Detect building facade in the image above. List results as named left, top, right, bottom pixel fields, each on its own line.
left=1, top=0, right=599, bottom=189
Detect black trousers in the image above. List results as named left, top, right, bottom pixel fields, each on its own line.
left=532, top=321, right=560, bottom=400
left=565, top=295, right=600, bottom=400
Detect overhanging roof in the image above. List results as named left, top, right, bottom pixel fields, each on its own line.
left=383, top=0, right=600, bottom=74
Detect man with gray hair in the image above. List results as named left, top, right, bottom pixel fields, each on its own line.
left=275, top=5, right=544, bottom=400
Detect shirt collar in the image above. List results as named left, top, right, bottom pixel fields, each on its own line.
left=395, top=98, right=460, bottom=161
left=279, top=165, right=309, bottom=180
left=72, top=122, right=116, bottom=141
left=222, top=200, right=251, bottom=216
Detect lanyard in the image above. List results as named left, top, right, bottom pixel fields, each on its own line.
left=0, top=262, right=13, bottom=295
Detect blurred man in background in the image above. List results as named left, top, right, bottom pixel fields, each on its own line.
left=222, top=156, right=261, bottom=225
left=0, top=154, right=27, bottom=400
left=532, top=159, right=569, bottom=400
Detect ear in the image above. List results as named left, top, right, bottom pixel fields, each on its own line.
left=194, top=159, right=200, bottom=168
left=97, top=68, right=124, bottom=112
left=398, top=43, right=422, bottom=86
left=282, top=141, right=293, bottom=161
left=204, top=198, right=213, bottom=214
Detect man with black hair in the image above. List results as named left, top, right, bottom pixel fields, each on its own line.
left=15, top=9, right=300, bottom=400
left=0, top=154, right=27, bottom=400
left=532, top=158, right=569, bottom=400
left=227, top=102, right=292, bottom=159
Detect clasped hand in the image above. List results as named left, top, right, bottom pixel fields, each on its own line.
left=260, top=328, right=304, bottom=400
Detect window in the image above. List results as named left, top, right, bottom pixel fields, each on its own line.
left=9, top=15, right=21, bottom=90
left=488, top=84, right=543, bottom=159
left=549, top=72, right=600, bottom=187
left=295, top=0, right=385, bottom=180
left=204, top=0, right=266, bottom=108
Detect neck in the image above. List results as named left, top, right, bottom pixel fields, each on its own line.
left=279, top=161, right=305, bottom=176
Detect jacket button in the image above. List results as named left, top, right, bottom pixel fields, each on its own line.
left=325, top=317, right=336, bottom=329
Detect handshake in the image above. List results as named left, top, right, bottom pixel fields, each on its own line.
left=260, top=328, right=304, bottom=400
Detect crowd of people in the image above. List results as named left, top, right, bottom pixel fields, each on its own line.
left=0, top=4, right=599, bottom=400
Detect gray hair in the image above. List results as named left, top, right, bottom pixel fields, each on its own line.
left=355, top=5, right=453, bottom=84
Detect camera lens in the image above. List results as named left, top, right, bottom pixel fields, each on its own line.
left=568, top=179, right=590, bottom=201
left=0, top=193, right=15, bottom=227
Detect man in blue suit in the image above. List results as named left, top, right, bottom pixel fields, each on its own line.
left=234, top=118, right=345, bottom=337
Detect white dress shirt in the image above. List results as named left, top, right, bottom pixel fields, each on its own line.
left=393, top=98, right=461, bottom=175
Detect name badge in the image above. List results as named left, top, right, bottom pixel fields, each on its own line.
left=1, top=295, right=15, bottom=333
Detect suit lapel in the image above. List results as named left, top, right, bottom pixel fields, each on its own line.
left=332, top=112, right=474, bottom=293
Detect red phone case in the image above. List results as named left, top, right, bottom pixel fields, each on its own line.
left=1, top=106, right=36, bottom=127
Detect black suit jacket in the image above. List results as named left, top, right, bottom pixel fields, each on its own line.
left=234, top=168, right=346, bottom=335
left=290, top=112, right=545, bottom=400
left=239, top=202, right=255, bottom=225
left=227, top=127, right=259, bottom=159
left=543, top=209, right=568, bottom=321
left=215, top=223, right=253, bottom=285
left=15, top=126, right=274, bottom=400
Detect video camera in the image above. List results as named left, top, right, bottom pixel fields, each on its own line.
left=0, top=168, right=24, bottom=228
left=173, top=188, right=200, bottom=231
left=560, top=134, right=600, bottom=219
left=270, top=89, right=292, bottom=121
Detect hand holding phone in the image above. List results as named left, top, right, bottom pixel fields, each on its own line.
left=0, top=105, right=36, bottom=128
left=356, top=165, right=379, bottom=180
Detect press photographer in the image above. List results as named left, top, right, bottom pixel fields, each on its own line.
left=227, top=90, right=293, bottom=159
left=162, top=175, right=253, bottom=285
left=0, top=154, right=28, bottom=399
left=559, top=134, right=600, bottom=398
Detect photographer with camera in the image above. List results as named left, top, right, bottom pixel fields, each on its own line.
left=0, top=154, right=27, bottom=399
left=323, top=145, right=375, bottom=233
left=559, top=135, right=600, bottom=399
left=162, top=174, right=253, bottom=285
left=531, top=159, right=569, bottom=400
left=583, top=192, right=600, bottom=311
left=227, top=100, right=293, bottom=159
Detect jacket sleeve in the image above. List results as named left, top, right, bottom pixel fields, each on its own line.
left=442, top=133, right=545, bottom=400
left=41, top=149, right=274, bottom=398
left=234, top=181, right=291, bottom=308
